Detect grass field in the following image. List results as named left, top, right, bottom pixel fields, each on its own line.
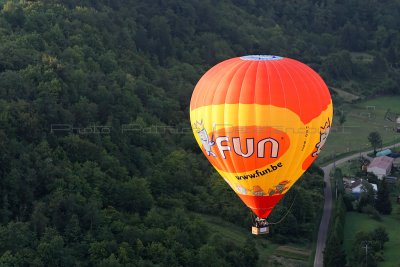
left=317, top=96, right=400, bottom=164
left=343, top=208, right=400, bottom=267
left=198, top=213, right=315, bottom=266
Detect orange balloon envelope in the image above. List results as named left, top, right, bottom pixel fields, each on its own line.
left=190, top=55, right=333, bottom=219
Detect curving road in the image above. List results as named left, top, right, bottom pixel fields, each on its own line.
left=313, top=144, right=400, bottom=267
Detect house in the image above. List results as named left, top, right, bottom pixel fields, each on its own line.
left=376, top=149, right=392, bottom=157
left=350, top=179, right=377, bottom=199
left=367, top=156, right=394, bottom=179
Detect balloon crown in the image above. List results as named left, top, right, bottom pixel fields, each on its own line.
left=240, top=55, right=283, bottom=61
left=193, top=120, right=205, bottom=131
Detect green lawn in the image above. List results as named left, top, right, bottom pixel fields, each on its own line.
left=343, top=209, right=400, bottom=267
left=317, top=96, right=400, bottom=164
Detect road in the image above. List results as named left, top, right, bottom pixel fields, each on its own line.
left=313, top=143, right=400, bottom=267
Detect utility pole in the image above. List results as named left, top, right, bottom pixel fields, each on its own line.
left=361, top=241, right=371, bottom=266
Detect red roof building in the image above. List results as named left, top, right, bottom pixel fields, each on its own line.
left=367, top=156, right=394, bottom=179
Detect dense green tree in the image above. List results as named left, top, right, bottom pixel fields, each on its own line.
left=36, top=227, right=69, bottom=266
left=98, top=253, right=123, bottom=267
left=370, top=227, right=389, bottom=251
left=357, top=182, right=376, bottom=212
left=349, top=228, right=389, bottom=267
left=0, top=222, right=34, bottom=253
left=112, top=178, right=154, bottom=215
left=323, top=233, right=347, bottom=267
left=321, top=51, right=353, bottom=80
left=0, top=250, right=19, bottom=267
left=198, top=244, right=229, bottom=267
left=368, top=131, right=382, bottom=154
left=333, top=168, right=345, bottom=195
left=375, top=178, right=392, bottom=215
left=31, top=201, right=49, bottom=236
left=324, top=195, right=347, bottom=266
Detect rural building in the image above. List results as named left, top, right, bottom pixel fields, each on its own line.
left=376, top=149, right=392, bottom=157
left=350, top=179, right=377, bottom=199
left=367, top=156, right=394, bottom=179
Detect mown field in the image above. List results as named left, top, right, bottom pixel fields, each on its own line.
left=318, top=96, right=400, bottom=164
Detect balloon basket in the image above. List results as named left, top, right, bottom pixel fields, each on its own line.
left=252, top=226, right=269, bottom=235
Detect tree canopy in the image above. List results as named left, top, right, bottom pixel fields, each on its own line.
left=368, top=132, right=383, bottom=154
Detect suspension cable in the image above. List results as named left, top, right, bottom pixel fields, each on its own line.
left=268, top=194, right=297, bottom=225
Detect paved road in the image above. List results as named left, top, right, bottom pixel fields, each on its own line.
left=313, top=144, right=400, bottom=267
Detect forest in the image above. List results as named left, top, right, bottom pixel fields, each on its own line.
left=0, top=0, right=400, bottom=266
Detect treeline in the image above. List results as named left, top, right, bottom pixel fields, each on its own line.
left=323, top=195, right=347, bottom=267
left=0, top=0, right=399, bottom=265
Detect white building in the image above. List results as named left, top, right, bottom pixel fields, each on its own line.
left=350, top=179, right=377, bottom=199
left=367, top=156, right=394, bottom=179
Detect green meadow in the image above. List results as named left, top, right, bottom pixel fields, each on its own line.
left=343, top=208, right=400, bottom=267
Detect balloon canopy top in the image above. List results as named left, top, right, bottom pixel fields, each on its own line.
left=240, top=55, right=283, bottom=61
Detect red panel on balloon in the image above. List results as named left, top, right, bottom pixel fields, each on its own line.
left=237, top=194, right=284, bottom=218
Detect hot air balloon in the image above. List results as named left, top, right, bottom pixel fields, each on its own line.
left=190, top=55, right=333, bottom=234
